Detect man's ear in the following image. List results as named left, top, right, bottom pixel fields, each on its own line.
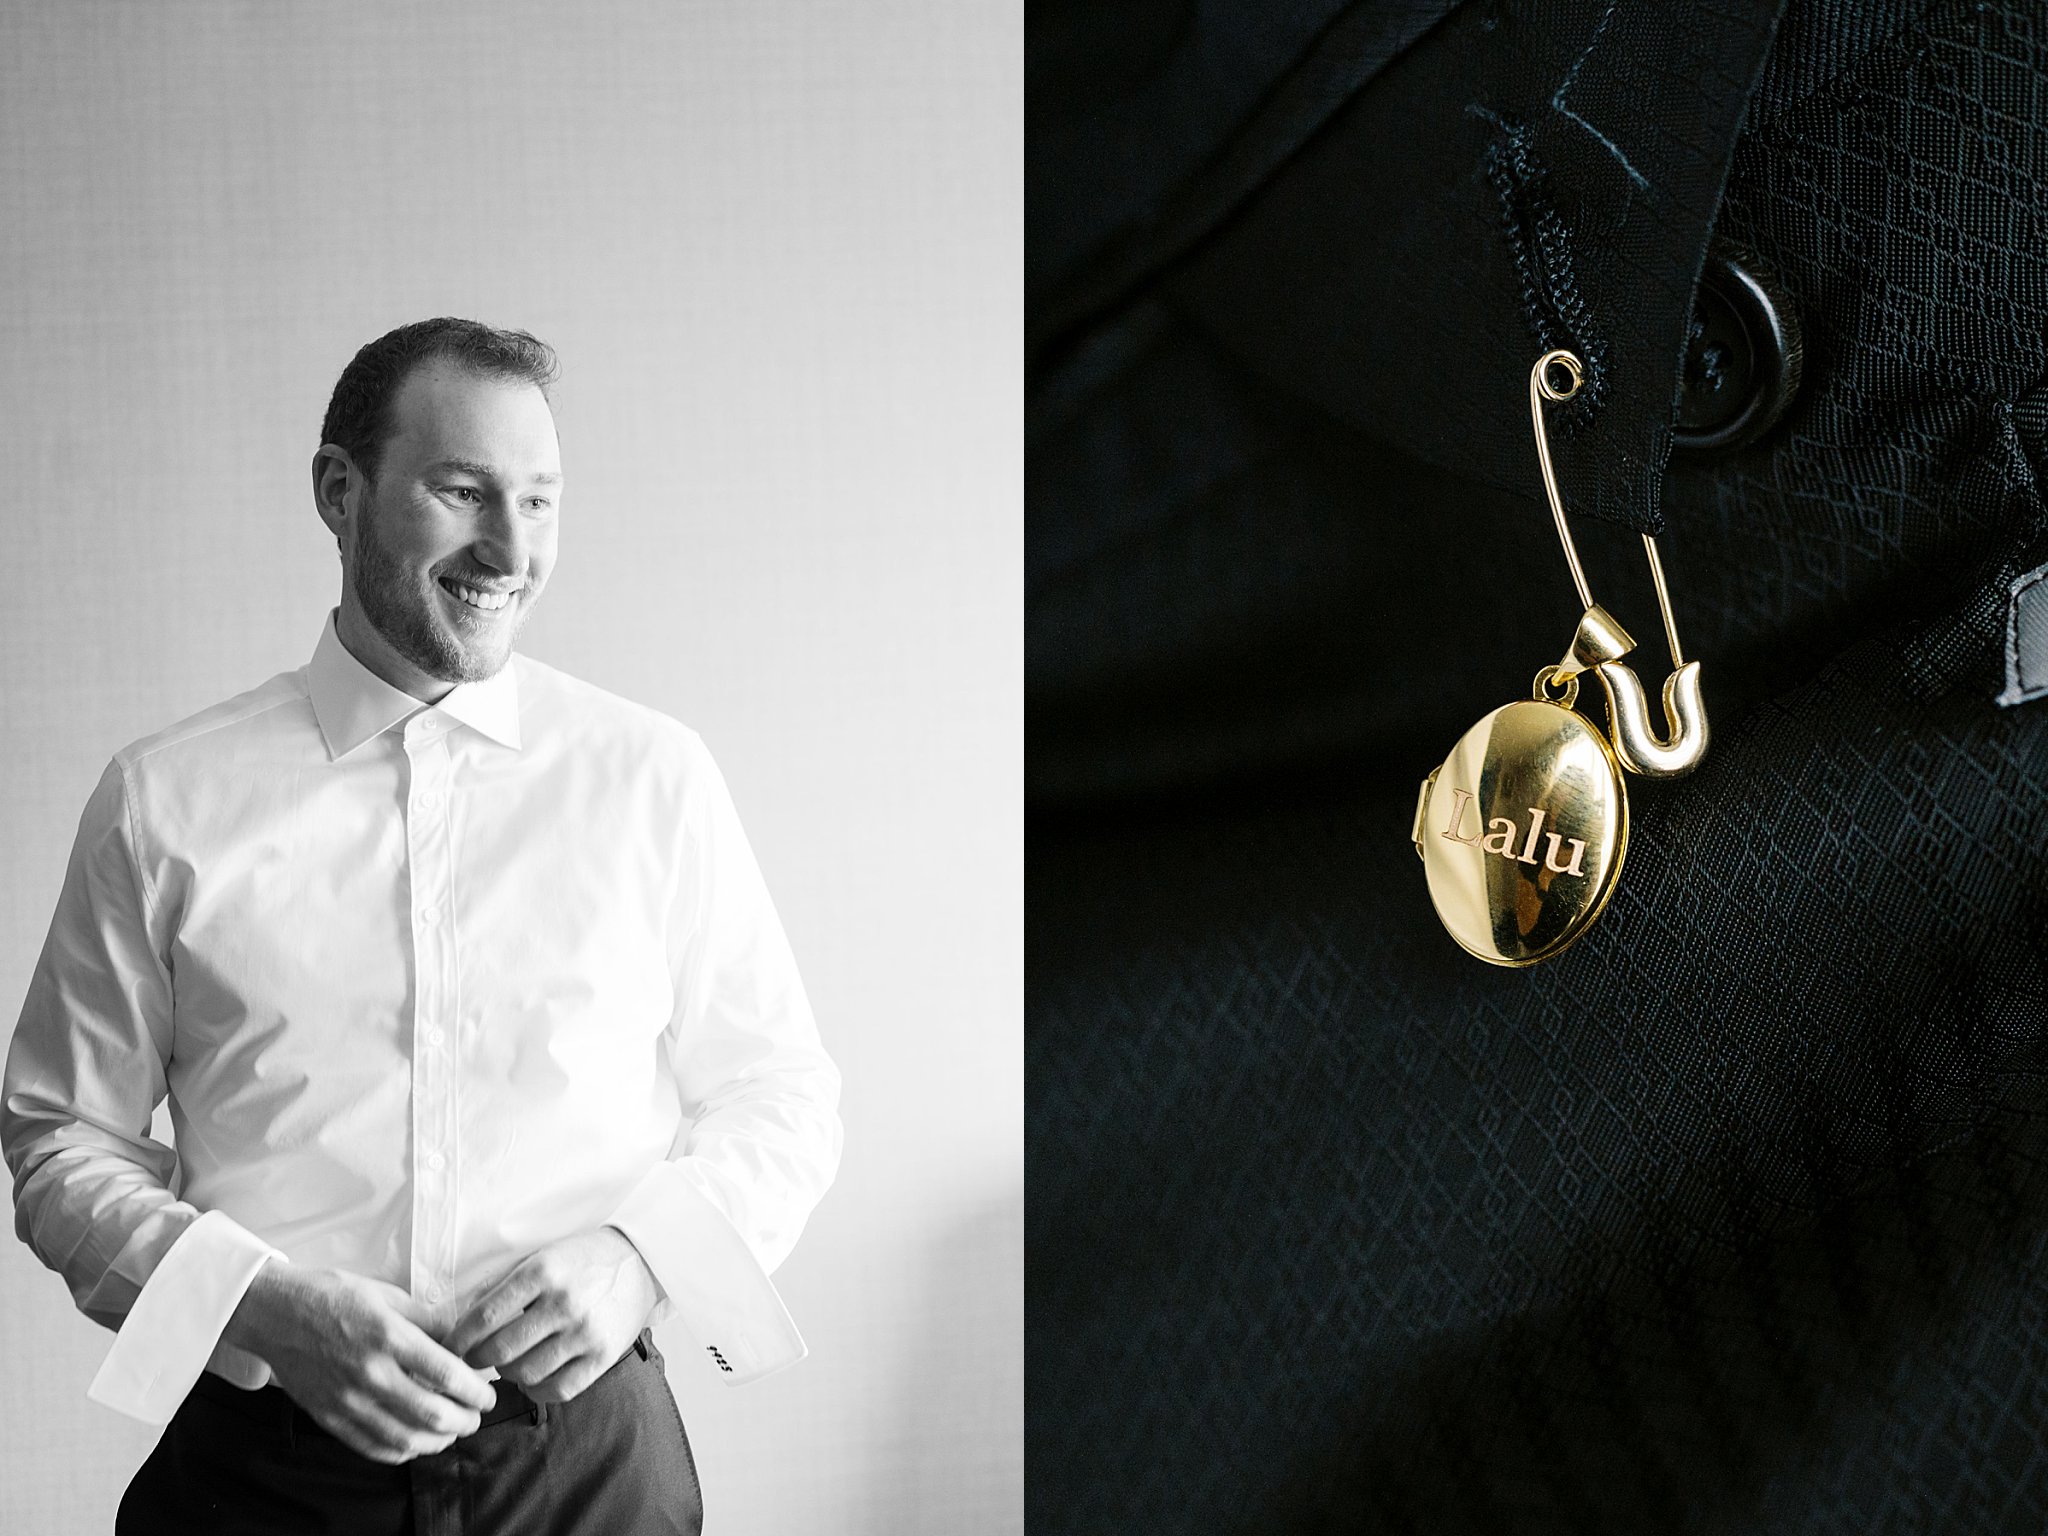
left=312, top=445, right=365, bottom=541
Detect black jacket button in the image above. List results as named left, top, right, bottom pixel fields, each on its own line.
left=1672, top=246, right=1802, bottom=454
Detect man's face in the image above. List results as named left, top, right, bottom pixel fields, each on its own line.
left=336, top=363, right=562, bottom=690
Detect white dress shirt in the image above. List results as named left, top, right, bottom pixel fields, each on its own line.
left=3, top=617, right=842, bottom=1422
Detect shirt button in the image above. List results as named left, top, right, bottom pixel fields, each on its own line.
left=1671, top=243, right=1801, bottom=455
left=417, top=791, right=442, bottom=812
left=420, top=713, right=443, bottom=731
left=426, top=1026, right=446, bottom=1047
left=420, top=905, right=442, bottom=926
left=426, top=1151, right=446, bottom=1172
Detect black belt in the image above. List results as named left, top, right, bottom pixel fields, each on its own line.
left=189, top=1332, right=652, bottom=1439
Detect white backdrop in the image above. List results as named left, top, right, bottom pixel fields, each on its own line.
left=0, top=2, right=1020, bottom=1531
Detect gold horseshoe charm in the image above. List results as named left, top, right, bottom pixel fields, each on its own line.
left=1595, top=659, right=1708, bottom=778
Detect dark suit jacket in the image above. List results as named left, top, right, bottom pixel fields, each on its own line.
left=1030, top=0, right=2048, bottom=1529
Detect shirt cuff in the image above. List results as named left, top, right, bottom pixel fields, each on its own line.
left=605, top=1162, right=807, bottom=1384
left=87, top=1209, right=283, bottom=1424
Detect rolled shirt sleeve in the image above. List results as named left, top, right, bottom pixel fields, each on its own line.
left=3, top=760, right=282, bottom=1422
left=604, top=732, right=844, bottom=1382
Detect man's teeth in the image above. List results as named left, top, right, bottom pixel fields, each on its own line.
left=446, top=582, right=513, bottom=611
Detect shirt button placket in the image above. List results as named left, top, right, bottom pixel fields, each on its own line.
left=405, top=716, right=459, bottom=1305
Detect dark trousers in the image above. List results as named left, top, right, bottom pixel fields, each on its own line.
left=116, top=1332, right=701, bottom=1536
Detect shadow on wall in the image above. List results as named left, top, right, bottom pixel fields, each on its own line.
left=876, top=1188, right=1024, bottom=1535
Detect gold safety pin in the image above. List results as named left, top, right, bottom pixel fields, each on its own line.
left=1526, top=349, right=1709, bottom=778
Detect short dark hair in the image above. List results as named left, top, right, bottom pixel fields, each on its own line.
left=319, top=318, right=558, bottom=482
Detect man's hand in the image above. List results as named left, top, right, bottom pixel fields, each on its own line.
left=221, top=1263, right=497, bottom=1464
left=441, top=1227, right=660, bottom=1404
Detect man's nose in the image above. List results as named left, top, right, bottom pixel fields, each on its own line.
left=470, top=494, right=528, bottom=575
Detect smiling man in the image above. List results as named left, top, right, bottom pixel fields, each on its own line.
left=2, top=318, right=842, bottom=1534
left=325, top=345, right=562, bottom=691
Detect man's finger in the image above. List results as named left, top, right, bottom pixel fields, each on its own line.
left=499, top=1336, right=582, bottom=1393
left=380, top=1374, right=483, bottom=1439
left=387, top=1321, right=498, bottom=1413
left=462, top=1306, right=565, bottom=1372
left=525, top=1352, right=602, bottom=1406
left=324, top=1394, right=446, bottom=1465
left=442, top=1265, right=546, bottom=1357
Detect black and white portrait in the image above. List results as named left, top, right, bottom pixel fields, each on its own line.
left=0, top=4, right=1019, bottom=1532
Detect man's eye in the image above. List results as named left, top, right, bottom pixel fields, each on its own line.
left=445, top=486, right=482, bottom=504
left=524, top=498, right=554, bottom=513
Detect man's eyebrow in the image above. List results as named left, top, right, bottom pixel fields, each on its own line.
left=426, top=458, right=561, bottom=486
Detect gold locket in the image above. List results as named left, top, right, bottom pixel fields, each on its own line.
left=1413, top=351, right=1710, bottom=966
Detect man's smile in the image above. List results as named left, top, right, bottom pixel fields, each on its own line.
left=438, top=577, right=517, bottom=613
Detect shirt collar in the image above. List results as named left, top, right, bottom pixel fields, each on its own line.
left=306, top=613, right=523, bottom=759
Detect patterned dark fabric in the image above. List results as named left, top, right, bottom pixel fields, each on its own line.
left=1029, top=0, right=2048, bottom=1531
